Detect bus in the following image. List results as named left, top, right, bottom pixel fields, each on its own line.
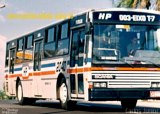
left=4, top=8, right=160, bottom=110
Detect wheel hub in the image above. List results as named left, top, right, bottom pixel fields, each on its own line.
left=60, top=83, right=67, bottom=103
left=18, top=85, right=22, bottom=101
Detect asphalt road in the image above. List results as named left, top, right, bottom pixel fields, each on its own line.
left=0, top=100, right=160, bottom=114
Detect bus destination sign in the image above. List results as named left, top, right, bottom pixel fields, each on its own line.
left=93, top=11, right=160, bottom=24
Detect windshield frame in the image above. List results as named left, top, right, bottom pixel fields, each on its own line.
left=92, top=23, right=160, bottom=67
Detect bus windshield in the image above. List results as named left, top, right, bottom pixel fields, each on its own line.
left=93, top=24, right=160, bottom=65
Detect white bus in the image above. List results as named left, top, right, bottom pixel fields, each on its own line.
left=4, top=9, right=160, bottom=110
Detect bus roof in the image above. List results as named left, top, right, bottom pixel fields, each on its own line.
left=7, top=8, right=159, bottom=42
left=93, top=8, right=160, bottom=15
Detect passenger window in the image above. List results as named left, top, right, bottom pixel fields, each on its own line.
left=57, top=22, right=69, bottom=55
left=26, top=35, right=33, bottom=49
left=17, top=38, right=23, bottom=51
left=24, top=35, right=33, bottom=62
left=44, top=27, right=56, bottom=58
left=61, top=23, right=68, bottom=39
left=16, top=38, right=24, bottom=64
left=46, top=27, right=55, bottom=43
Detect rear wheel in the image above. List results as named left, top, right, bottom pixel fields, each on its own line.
left=121, top=99, right=137, bottom=111
left=59, top=79, right=77, bottom=110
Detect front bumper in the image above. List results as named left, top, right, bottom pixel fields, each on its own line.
left=89, top=88, right=160, bottom=101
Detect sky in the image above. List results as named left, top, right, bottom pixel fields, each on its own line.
left=0, top=0, right=113, bottom=90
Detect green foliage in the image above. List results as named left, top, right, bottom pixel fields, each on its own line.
left=0, top=90, right=9, bottom=100
left=117, top=0, right=134, bottom=8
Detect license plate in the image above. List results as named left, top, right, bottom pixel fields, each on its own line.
left=150, top=91, right=160, bottom=98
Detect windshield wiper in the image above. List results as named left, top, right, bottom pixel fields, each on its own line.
left=141, top=59, right=160, bottom=68
left=121, top=61, right=134, bottom=68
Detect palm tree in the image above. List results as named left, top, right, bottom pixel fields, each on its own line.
left=156, top=0, right=160, bottom=11
left=115, top=0, right=160, bottom=11
left=116, top=0, right=134, bottom=8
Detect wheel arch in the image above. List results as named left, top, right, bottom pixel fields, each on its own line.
left=56, top=73, right=66, bottom=100
left=16, top=77, right=21, bottom=92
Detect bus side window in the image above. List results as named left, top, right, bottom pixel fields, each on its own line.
left=24, top=35, right=33, bottom=62
left=57, top=22, right=69, bottom=55
left=44, top=27, right=56, bottom=58
left=15, top=38, right=24, bottom=64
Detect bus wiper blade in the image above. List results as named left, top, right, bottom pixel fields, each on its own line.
left=122, top=61, right=134, bottom=68
left=142, top=60, right=160, bottom=68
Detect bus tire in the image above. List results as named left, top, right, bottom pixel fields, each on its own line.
left=59, top=78, right=77, bottom=110
left=121, top=99, right=137, bottom=111
left=16, top=81, right=27, bottom=105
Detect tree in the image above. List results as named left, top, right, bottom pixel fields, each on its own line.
left=116, top=0, right=160, bottom=11
left=156, top=0, right=160, bottom=11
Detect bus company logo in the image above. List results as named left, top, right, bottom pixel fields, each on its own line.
left=22, top=64, right=30, bottom=78
left=98, top=13, right=112, bottom=20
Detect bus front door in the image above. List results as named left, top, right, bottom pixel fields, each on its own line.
left=70, top=28, right=85, bottom=98
left=33, top=39, right=43, bottom=96
left=34, top=40, right=43, bottom=71
left=9, top=48, right=16, bottom=95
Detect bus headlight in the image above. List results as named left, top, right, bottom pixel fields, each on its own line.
left=93, top=82, right=107, bottom=88
left=100, top=83, right=107, bottom=87
left=151, top=82, right=160, bottom=88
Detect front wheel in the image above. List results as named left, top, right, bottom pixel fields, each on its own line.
left=121, top=99, right=137, bottom=111
left=59, top=79, right=77, bottom=110
left=16, top=81, right=27, bottom=105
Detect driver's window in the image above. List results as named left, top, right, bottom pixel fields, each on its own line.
left=70, top=30, right=79, bottom=67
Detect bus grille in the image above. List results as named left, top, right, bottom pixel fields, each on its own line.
left=92, top=71, right=160, bottom=88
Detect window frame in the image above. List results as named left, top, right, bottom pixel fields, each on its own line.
left=25, top=35, right=33, bottom=49
left=45, top=27, right=55, bottom=43
left=15, top=38, right=24, bottom=64
left=57, top=22, right=70, bottom=56
left=23, top=35, right=34, bottom=62
left=44, top=26, right=56, bottom=58
left=17, top=38, right=24, bottom=51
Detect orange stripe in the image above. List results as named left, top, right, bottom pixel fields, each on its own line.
left=33, top=71, right=56, bottom=76
left=68, top=67, right=160, bottom=74
left=67, top=69, right=76, bottom=74
left=84, top=67, right=91, bottom=72
left=91, top=67, right=160, bottom=71
left=91, top=67, right=116, bottom=71
left=7, top=70, right=56, bottom=79
left=9, top=74, right=22, bottom=78
left=67, top=67, right=92, bottom=74
left=6, top=67, right=160, bottom=79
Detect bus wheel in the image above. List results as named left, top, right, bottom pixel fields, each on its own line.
left=121, top=99, right=137, bottom=111
left=17, top=81, right=26, bottom=105
left=59, top=79, right=76, bottom=110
